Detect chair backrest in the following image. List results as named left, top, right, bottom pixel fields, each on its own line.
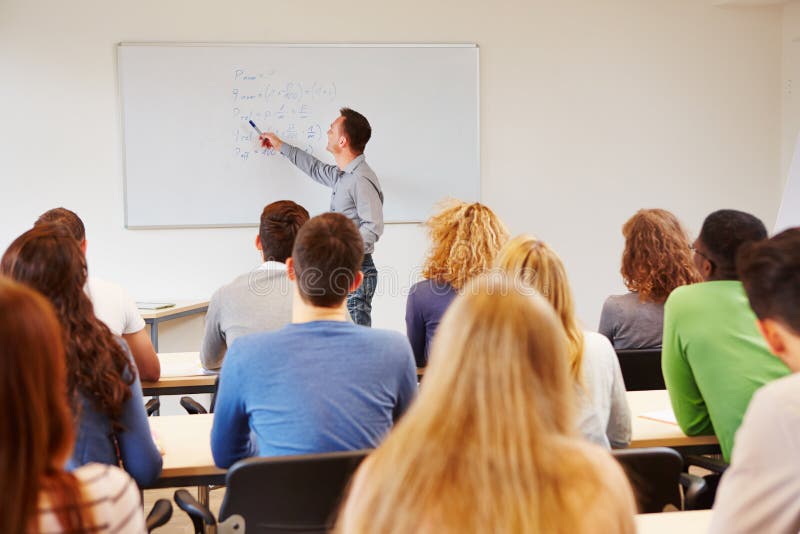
left=615, top=349, right=665, bottom=391
left=612, top=447, right=682, bottom=513
left=219, top=449, right=370, bottom=533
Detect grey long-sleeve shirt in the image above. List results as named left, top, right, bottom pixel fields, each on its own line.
left=280, top=143, right=384, bottom=254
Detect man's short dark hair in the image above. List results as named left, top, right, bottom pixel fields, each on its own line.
left=738, top=228, right=800, bottom=334
left=259, top=201, right=310, bottom=263
left=34, top=207, right=85, bottom=242
left=292, top=212, right=364, bottom=307
left=339, top=107, right=371, bottom=155
left=698, top=209, right=767, bottom=280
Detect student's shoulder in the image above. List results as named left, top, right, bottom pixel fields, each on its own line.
left=359, top=326, right=412, bottom=353
left=226, top=328, right=288, bottom=362
left=88, top=276, right=132, bottom=301
left=750, top=373, right=800, bottom=414
left=409, top=278, right=454, bottom=299
left=73, top=462, right=136, bottom=494
left=664, top=283, right=714, bottom=316
left=583, top=330, right=617, bottom=362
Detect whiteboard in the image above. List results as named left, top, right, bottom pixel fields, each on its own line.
left=117, top=43, right=480, bottom=228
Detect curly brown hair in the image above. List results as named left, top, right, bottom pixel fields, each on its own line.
left=421, top=200, right=509, bottom=290
left=621, top=209, right=701, bottom=303
left=1, top=225, right=134, bottom=432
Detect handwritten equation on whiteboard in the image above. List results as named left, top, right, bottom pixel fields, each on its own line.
left=230, top=68, right=337, bottom=162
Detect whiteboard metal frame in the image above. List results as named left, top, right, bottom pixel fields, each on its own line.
left=116, top=42, right=480, bottom=230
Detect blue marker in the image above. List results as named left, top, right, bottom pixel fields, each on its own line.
left=248, top=119, right=262, bottom=135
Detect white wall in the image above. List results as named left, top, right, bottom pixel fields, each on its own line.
left=0, top=0, right=784, bottom=345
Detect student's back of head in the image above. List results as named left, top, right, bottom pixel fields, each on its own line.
left=738, top=228, right=800, bottom=370
left=337, top=273, right=636, bottom=534
left=35, top=207, right=86, bottom=242
left=290, top=212, right=364, bottom=307
left=0, top=276, right=93, bottom=532
left=0, top=225, right=134, bottom=429
left=696, top=209, right=767, bottom=281
left=496, top=235, right=584, bottom=379
left=259, top=200, right=310, bottom=262
left=422, top=200, right=509, bottom=290
left=621, top=209, right=701, bottom=302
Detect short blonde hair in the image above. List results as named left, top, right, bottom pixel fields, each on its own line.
left=496, top=235, right=585, bottom=381
left=337, top=274, right=635, bottom=533
left=421, top=200, right=509, bottom=290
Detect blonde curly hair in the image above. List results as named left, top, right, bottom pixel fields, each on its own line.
left=421, top=200, right=509, bottom=290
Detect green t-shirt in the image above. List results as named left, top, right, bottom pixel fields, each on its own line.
left=662, top=280, right=790, bottom=461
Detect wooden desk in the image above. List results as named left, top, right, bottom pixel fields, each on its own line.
left=138, top=300, right=209, bottom=351
left=144, top=389, right=721, bottom=489
left=141, top=352, right=217, bottom=396
left=635, top=510, right=712, bottom=533
left=148, top=414, right=224, bottom=488
left=628, top=390, right=719, bottom=453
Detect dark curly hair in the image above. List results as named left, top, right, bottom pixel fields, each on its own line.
left=698, top=209, right=767, bottom=280
left=1, top=225, right=134, bottom=432
left=621, top=209, right=701, bottom=303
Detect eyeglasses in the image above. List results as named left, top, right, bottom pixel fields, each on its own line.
left=691, top=243, right=714, bottom=266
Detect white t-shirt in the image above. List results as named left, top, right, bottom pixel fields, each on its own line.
left=580, top=331, right=632, bottom=449
left=710, top=372, right=800, bottom=534
left=86, top=277, right=145, bottom=336
left=37, top=463, right=145, bottom=533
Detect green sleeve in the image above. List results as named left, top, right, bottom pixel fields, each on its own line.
left=661, top=294, right=715, bottom=436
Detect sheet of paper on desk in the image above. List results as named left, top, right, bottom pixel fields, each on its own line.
left=160, top=353, right=217, bottom=377
left=639, top=409, right=678, bottom=425
left=136, top=302, right=176, bottom=310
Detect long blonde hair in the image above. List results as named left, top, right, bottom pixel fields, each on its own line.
left=497, top=235, right=585, bottom=380
left=421, top=200, right=509, bottom=290
left=337, top=274, right=627, bottom=533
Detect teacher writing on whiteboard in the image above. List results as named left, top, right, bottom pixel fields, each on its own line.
left=259, top=108, right=383, bottom=327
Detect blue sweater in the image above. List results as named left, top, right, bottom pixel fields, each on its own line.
left=67, top=346, right=162, bottom=488
left=405, top=279, right=458, bottom=367
left=211, top=321, right=418, bottom=468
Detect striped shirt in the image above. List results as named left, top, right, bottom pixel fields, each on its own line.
left=38, top=463, right=145, bottom=533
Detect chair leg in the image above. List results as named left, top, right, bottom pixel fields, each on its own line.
left=197, top=485, right=210, bottom=507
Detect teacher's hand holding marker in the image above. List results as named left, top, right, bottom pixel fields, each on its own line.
left=248, top=120, right=282, bottom=151
left=258, top=132, right=283, bottom=151
left=249, top=108, right=383, bottom=327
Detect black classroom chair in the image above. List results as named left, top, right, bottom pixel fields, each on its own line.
left=174, top=449, right=370, bottom=534
left=179, top=375, right=219, bottom=415
left=615, top=349, right=666, bottom=391
left=612, top=447, right=707, bottom=513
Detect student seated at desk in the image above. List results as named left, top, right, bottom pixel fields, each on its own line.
left=405, top=200, right=509, bottom=367
left=599, top=209, right=700, bottom=350
left=211, top=213, right=417, bottom=467
left=1, top=226, right=162, bottom=487
left=711, top=228, right=800, bottom=534
left=337, top=274, right=636, bottom=534
left=662, top=209, right=789, bottom=462
left=497, top=236, right=631, bottom=449
left=200, top=200, right=309, bottom=370
left=0, top=277, right=145, bottom=533
left=34, top=207, right=160, bottom=381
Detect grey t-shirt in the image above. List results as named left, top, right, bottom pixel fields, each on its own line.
left=200, top=262, right=293, bottom=370
left=598, top=292, right=664, bottom=350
